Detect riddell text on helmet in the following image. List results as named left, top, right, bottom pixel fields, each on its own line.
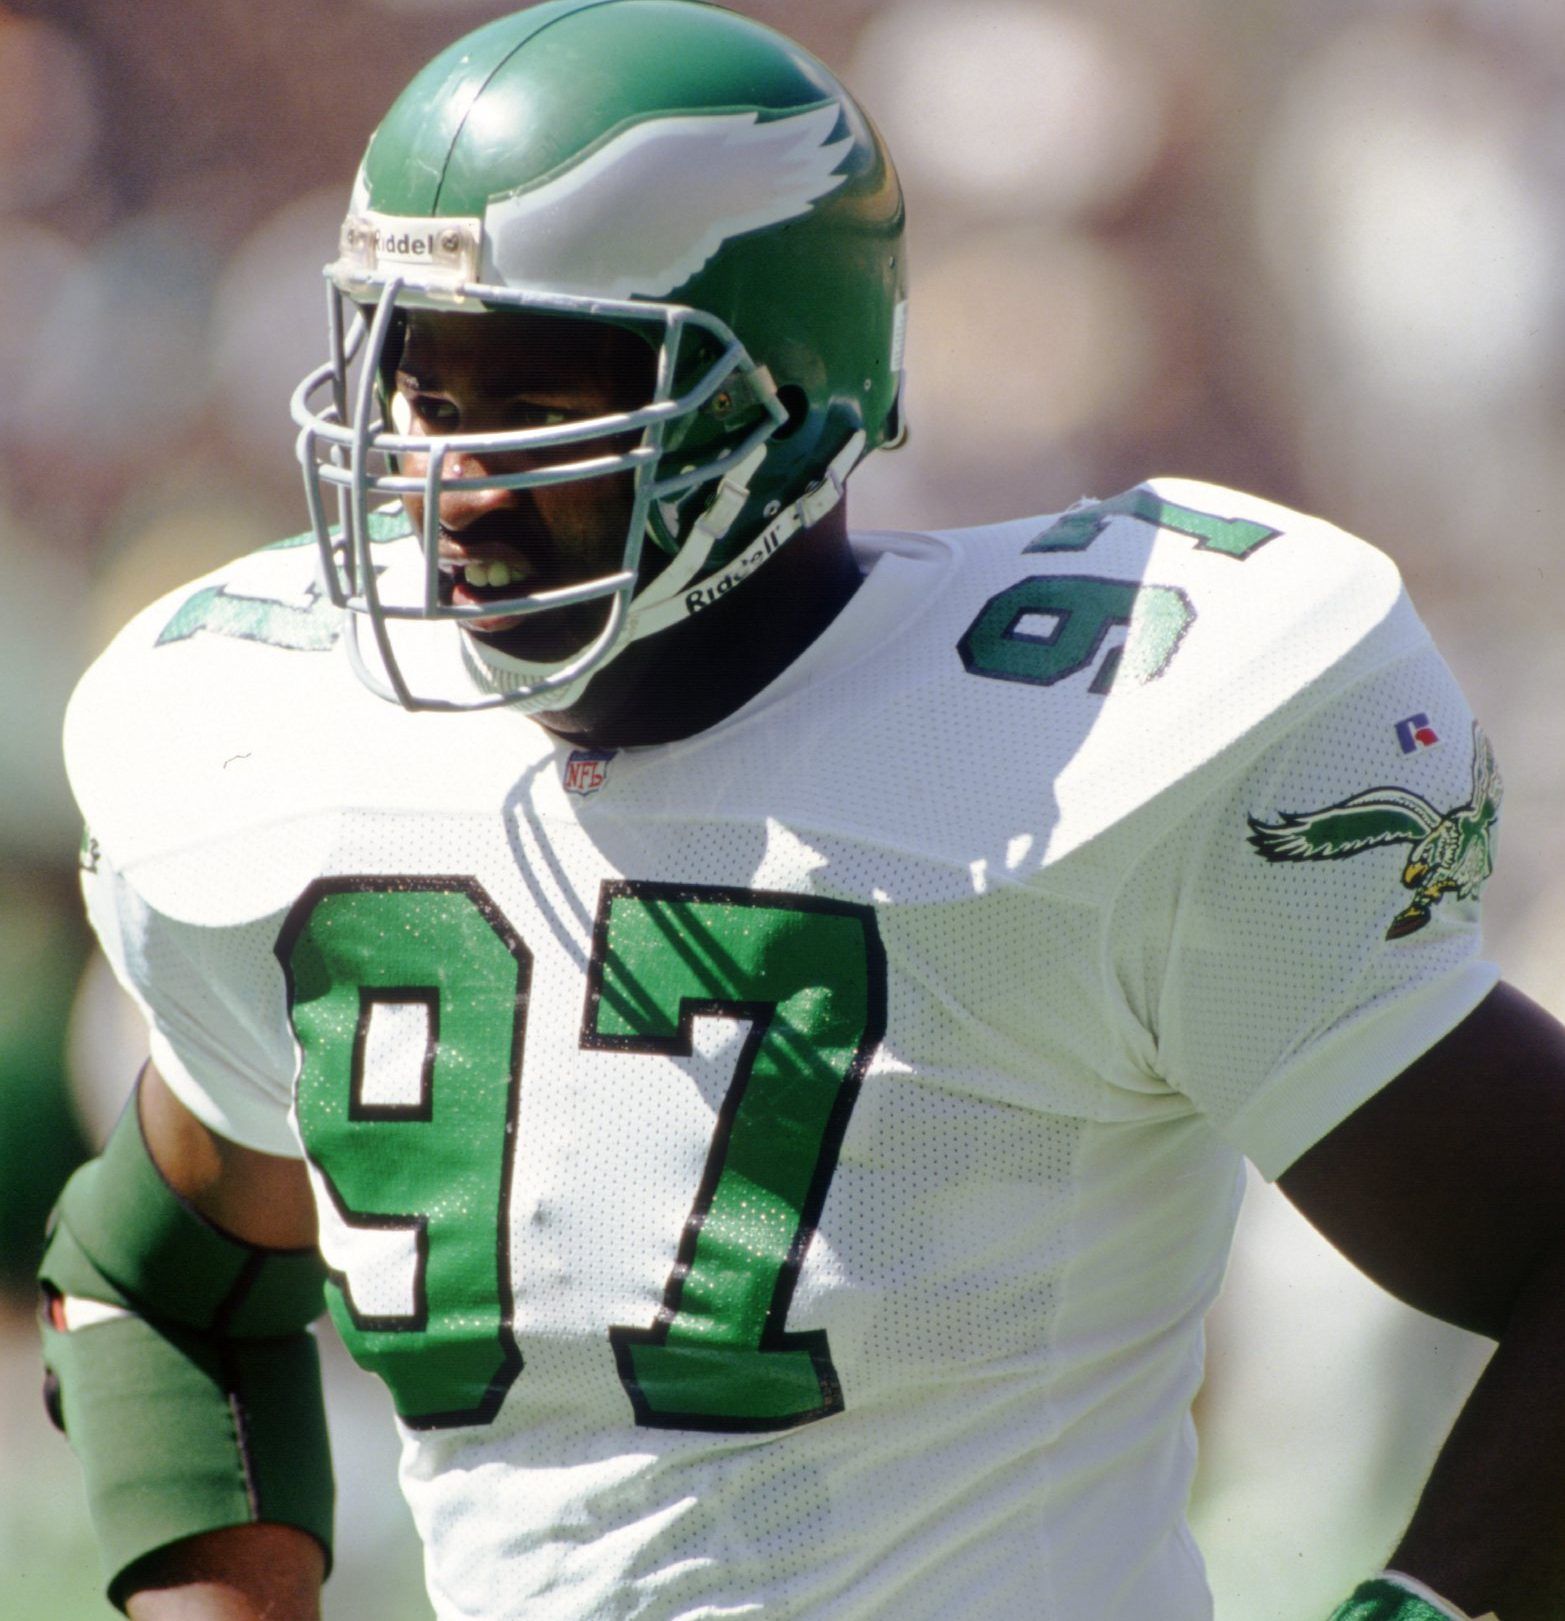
left=373, top=228, right=441, bottom=259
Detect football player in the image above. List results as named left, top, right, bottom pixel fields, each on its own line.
left=40, top=3, right=1565, bottom=1618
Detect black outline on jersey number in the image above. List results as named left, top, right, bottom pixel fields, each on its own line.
left=350, top=986, right=439, bottom=1122
left=581, top=879, right=888, bottom=1433
left=276, top=875, right=530, bottom=1431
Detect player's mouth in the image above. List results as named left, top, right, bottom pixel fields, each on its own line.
left=437, top=546, right=535, bottom=631
left=434, top=527, right=623, bottom=654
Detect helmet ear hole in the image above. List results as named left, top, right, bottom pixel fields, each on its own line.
left=772, top=384, right=810, bottom=441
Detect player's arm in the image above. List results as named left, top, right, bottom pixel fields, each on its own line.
left=124, top=1066, right=326, bottom=1621
left=137, top=1059, right=318, bottom=1249
left=40, top=1062, right=330, bottom=1618
left=1279, top=982, right=1565, bottom=1621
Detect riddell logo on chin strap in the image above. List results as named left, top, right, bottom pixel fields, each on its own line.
left=685, top=531, right=784, bottom=614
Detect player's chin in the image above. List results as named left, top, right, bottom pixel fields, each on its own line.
left=460, top=608, right=529, bottom=636
left=465, top=600, right=615, bottom=665
left=442, top=580, right=570, bottom=646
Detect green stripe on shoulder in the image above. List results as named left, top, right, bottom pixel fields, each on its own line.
left=159, top=512, right=411, bottom=651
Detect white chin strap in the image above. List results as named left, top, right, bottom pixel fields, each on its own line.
left=461, top=430, right=865, bottom=711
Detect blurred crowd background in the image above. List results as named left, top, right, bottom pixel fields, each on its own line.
left=2, top=0, right=1562, bottom=1615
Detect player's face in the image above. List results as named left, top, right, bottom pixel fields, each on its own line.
left=392, top=308, right=657, bottom=659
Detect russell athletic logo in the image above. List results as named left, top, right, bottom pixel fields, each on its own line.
left=1247, top=724, right=1501, bottom=939
left=563, top=749, right=616, bottom=797
left=1395, top=713, right=1440, bottom=754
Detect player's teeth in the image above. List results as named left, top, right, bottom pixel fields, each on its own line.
left=462, top=562, right=517, bottom=589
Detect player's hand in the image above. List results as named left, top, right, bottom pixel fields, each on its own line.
left=122, top=1524, right=325, bottom=1619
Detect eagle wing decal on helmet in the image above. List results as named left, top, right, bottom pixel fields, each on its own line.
left=482, top=103, right=853, bottom=300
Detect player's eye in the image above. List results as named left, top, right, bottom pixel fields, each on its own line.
left=509, top=401, right=575, bottom=429
left=409, top=393, right=461, bottom=430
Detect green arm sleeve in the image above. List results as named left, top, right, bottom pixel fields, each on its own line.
left=37, top=1089, right=333, bottom=1610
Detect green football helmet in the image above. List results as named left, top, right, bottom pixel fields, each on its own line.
left=292, top=0, right=907, bottom=711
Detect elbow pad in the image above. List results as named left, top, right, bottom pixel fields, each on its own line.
left=38, top=1087, right=333, bottom=1610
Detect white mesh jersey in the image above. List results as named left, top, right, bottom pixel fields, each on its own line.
left=65, top=479, right=1500, bottom=1621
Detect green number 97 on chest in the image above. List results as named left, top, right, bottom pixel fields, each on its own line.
left=279, top=875, right=887, bottom=1433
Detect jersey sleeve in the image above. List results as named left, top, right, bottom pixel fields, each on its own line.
left=1104, top=639, right=1501, bottom=1179
left=80, top=838, right=303, bottom=1158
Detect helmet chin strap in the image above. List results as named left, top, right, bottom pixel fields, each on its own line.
left=628, top=429, right=864, bottom=639
left=460, top=430, right=866, bottom=710
left=628, top=442, right=771, bottom=617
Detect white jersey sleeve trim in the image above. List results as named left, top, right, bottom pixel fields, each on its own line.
left=79, top=849, right=303, bottom=1160
left=1228, top=956, right=1498, bottom=1180
left=146, top=1028, right=303, bottom=1160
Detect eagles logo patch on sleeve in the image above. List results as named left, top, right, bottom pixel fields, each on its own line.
left=1247, top=725, right=1502, bottom=939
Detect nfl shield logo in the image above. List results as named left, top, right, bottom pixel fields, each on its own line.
left=563, top=748, right=616, bottom=797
